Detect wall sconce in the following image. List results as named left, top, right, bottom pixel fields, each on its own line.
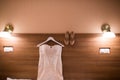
left=3, top=24, right=14, bottom=32
left=101, top=24, right=116, bottom=38
left=0, top=24, right=14, bottom=38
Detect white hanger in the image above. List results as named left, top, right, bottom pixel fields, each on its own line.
left=37, top=36, right=64, bottom=47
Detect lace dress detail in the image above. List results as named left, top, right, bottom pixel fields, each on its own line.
left=37, top=44, right=63, bottom=80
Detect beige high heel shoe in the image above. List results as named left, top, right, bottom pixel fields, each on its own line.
left=70, top=31, right=75, bottom=45
left=64, top=31, right=70, bottom=45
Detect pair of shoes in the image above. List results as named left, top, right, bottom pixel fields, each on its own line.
left=64, top=31, right=69, bottom=45
left=64, top=31, right=75, bottom=46
left=70, top=31, right=75, bottom=45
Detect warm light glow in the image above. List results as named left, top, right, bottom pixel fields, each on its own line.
left=0, top=32, right=12, bottom=38
left=102, top=32, right=116, bottom=38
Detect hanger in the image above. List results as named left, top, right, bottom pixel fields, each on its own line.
left=37, top=36, right=64, bottom=47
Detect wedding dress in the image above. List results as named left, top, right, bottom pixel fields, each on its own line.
left=37, top=44, right=63, bottom=80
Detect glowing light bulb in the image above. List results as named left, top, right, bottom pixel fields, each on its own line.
left=102, top=32, right=116, bottom=38
left=0, top=32, right=12, bottom=38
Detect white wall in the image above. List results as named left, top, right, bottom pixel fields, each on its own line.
left=0, top=0, right=120, bottom=33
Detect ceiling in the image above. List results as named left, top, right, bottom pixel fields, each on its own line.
left=0, top=0, right=120, bottom=33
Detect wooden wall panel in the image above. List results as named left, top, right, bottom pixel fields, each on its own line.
left=0, top=33, right=120, bottom=80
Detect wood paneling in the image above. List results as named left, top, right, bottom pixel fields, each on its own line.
left=0, top=33, right=120, bottom=80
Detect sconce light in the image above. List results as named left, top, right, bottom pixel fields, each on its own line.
left=0, top=24, right=14, bottom=38
left=101, top=24, right=116, bottom=38
left=3, top=24, right=14, bottom=33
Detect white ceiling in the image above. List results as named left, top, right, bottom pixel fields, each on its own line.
left=0, top=0, right=120, bottom=33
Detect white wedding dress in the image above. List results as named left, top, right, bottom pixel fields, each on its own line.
left=37, top=44, right=63, bottom=80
